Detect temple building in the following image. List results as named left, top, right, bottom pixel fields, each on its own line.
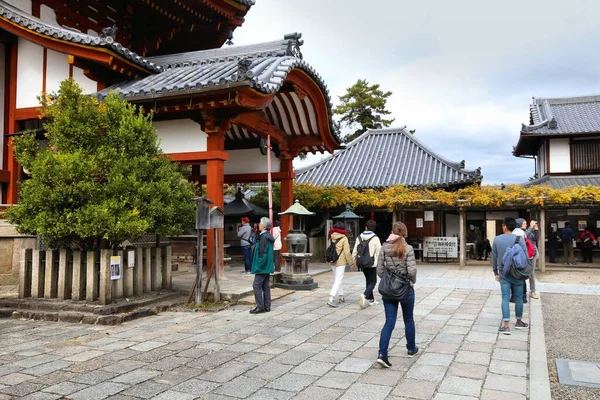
left=296, top=127, right=483, bottom=258
left=0, top=0, right=341, bottom=285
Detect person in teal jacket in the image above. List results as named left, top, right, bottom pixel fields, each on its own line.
left=250, top=217, right=275, bottom=314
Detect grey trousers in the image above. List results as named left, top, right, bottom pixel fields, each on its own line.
left=529, top=254, right=537, bottom=292
left=253, top=274, right=271, bottom=310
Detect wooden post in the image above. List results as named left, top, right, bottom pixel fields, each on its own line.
left=205, top=130, right=225, bottom=278
left=86, top=251, right=98, bottom=302
left=18, top=249, right=32, bottom=299
left=99, top=249, right=112, bottom=305
left=459, top=209, right=466, bottom=269
left=539, top=207, right=546, bottom=273
left=31, top=250, right=44, bottom=298
left=123, top=249, right=134, bottom=297
left=71, top=251, right=84, bottom=301
left=57, top=249, right=71, bottom=300
left=151, top=247, right=162, bottom=291
left=280, top=156, right=294, bottom=253
left=44, top=250, right=58, bottom=298
left=144, top=247, right=152, bottom=292
left=133, top=248, right=144, bottom=295
left=162, top=245, right=172, bottom=290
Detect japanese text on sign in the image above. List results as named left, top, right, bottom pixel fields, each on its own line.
left=423, top=237, right=458, bottom=258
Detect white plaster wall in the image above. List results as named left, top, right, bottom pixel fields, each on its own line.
left=40, top=4, right=59, bottom=26
left=154, top=119, right=207, bottom=154
left=4, top=0, right=31, bottom=14
left=224, top=149, right=281, bottom=175
left=445, top=214, right=459, bottom=237
left=549, top=138, right=571, bottom=173
left=72, top=67, right=97, bottom=94
left=45, top=50, right=69, bottom=95
left=537, top=141, right=547, bottom=176
left=486, top=220, right=497, bottom=245
left=16, top=38, right=44, bottom=108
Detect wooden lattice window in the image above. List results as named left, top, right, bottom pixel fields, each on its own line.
left=571, top=140, right=600, bottom=173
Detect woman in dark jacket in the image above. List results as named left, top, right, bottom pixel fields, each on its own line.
left=376, top=222, right=418, bottom=368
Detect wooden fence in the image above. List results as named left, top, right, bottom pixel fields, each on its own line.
left=18, top=246, right=172, bottom=305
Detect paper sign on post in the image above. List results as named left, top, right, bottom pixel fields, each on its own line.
left=416, top=218, right=424, bottom=228
left=110, top=256, right=121, bottom=280
left=127, top=250, right=135, bottom=268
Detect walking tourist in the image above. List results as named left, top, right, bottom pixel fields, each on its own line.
left=272, top=220, right=282, bottom=272
left=548, top=227, right=558, bottom=263
left=559, top=222, right=576, bottom=265
left=579, top=226, right=596, bottom=263
left=491, top=217, right=529, bottom=335
left=525, top=220, right=539, bottom=299
left=376, top=222, right=418, bottom=368
left=352, top=220, right=382, bottom=309
left=326, top=222, right=353, bottom=308
left=237, top=217, right=253, bottom=274
left=250, top=217, right=275, bottom=314
left=510, top=218, right=528, bottom=304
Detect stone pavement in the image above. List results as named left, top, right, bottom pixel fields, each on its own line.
left=0, top=267, right=536, bottom=400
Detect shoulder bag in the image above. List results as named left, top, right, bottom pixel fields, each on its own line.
left=378, top=250, right=410, bottom=301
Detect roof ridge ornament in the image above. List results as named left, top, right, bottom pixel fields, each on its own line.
left=284, top=32, right=303, bottom=59
left=100, top=24, right=117, bottom=43
left=548, top=116, right=558, bottom=129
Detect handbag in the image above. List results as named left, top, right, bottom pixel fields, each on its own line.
left=378, top=250, right=410, bottom=301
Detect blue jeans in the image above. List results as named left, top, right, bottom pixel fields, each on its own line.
left=242, top=245, right=252, bottom=272
left=500, top=275, right=524, bottom=321
left=378, top=288, right=416, bottom=357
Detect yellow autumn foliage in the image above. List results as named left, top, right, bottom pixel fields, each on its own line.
left=292, top=183, right=600, bottom=210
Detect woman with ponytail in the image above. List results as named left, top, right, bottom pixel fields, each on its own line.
left=375, top=222, right=418, bottom=368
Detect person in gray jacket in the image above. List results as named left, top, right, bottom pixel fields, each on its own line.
left=375, top=222, right=418, bottom=368
left=237, top=217, right=253, bottom=274
left=525, top=220, right=539, bottom=299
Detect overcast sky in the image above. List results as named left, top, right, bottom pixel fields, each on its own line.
left=234, top=0, right=599, bottom=185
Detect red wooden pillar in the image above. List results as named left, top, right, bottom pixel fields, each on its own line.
left=205, top=132, right=225, bottom=278
left=280, top=155, right=294, bottom=253
left=5, top=42, right=19, bottom=204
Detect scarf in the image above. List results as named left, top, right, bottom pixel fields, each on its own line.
left=328, top=227, right=348, bottom=239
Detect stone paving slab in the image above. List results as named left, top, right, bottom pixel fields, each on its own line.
left=0, top=269, right=548, bottom=399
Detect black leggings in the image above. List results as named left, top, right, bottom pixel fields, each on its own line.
left=363, top=268, right=378, bottom=300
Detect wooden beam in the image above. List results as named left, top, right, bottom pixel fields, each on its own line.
left=166, top=150, right=228, bottom=163
left=0, top=169, right=10, bottom=183
left=235, top=88, right=274, bottom=110
left=14, top=107, right=40, bottom=121
left=288, top=136, right=324, bottom=149
left=232, top=112, right=287, bottom=146
left=190, top=171, right=295, bottom=184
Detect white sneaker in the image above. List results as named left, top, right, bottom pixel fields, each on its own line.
left=359, top=294, right=367, bottom=309
left=369, top=300, right=379, bottom=306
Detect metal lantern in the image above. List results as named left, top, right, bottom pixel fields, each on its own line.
left=279, top=199, right=315, bottom=254
left=333, top=204, right=363, bottom=248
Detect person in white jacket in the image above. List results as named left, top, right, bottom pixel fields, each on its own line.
left=272, top=220, right=282, bottom=272
left=353, top=220, right=382, bottom=309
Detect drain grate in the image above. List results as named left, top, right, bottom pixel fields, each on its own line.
left=556, top=359, right=600, bottom=388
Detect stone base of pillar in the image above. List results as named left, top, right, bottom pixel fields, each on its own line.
left=274, top=253, right=318, bottom=291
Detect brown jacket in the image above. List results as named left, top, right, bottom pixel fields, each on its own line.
left=376, top=240, right=417, bottom=286
left=330, top=232, right=353, bottom=267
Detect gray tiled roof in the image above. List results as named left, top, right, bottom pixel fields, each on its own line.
left=521, top=95, right=600, bottom=135
left=523, top=175, right=600, bottom=189
left=0, top=1, right=160, bottom=72
left=295, top=127, right=482, bottom=189
left=232, top=0, right=255, bottom=5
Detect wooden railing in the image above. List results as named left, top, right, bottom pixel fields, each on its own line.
left=571, top=141, right=600, bottom=173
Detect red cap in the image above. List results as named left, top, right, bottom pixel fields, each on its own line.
left=241, top=217, right=250, bottom=223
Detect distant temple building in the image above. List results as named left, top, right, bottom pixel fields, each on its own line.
left=296, top=127, right=482, bottom=244
left=0, top=0, right=341, bottom=284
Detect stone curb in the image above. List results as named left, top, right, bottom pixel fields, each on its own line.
left=529, top=294, right=552, bottom=399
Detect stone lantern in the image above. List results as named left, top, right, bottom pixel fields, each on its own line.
left=275, top=200, right=318, bottom=290
left=333, top=204, right=363, bottom=249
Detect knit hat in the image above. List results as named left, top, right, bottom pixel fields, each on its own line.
left=515, top=218, right=525, bottom=226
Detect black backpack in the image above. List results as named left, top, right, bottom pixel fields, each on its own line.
left=325, top=238, right=342, bottom=263
left=355, top=236, right=375, bottom=270
left=582, top=233, right=593, bottom=248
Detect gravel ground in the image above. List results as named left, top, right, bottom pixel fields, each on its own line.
left=537, top=270, right=600, bottom=285
left=543, top=293, right=600, bottom=399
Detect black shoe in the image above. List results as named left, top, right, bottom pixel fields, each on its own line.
left=509, top=297, right=515, bottom=303
left=407, top=347, right=419, bottom=357
left=249, top=307, right=265, bottom=314
left=265, top=308, right=271, bottom=312
left=523, top=299, right=528, bottom=304
left=376, top=355, right=392, bottom=368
